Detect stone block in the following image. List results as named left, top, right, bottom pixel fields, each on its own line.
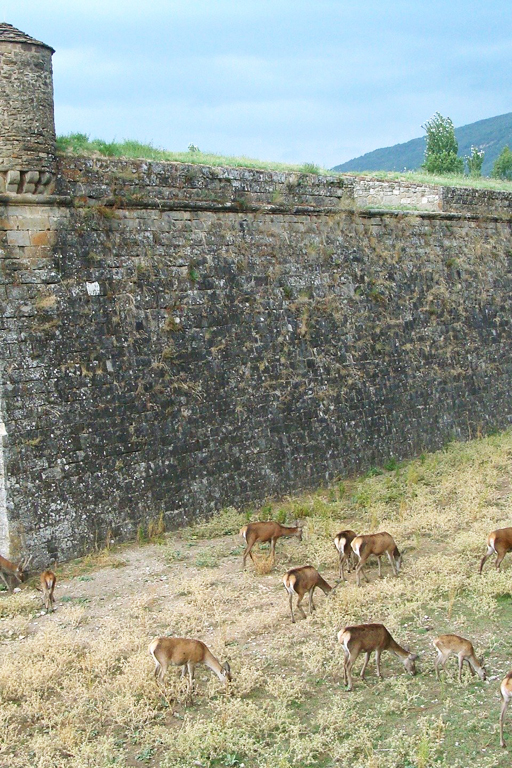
left=5, top=170, right=20, bottom=193
left=6, top=229, right=30, bottom=246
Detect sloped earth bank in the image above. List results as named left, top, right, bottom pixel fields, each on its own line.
left=2, top=432, right=512, bottom=768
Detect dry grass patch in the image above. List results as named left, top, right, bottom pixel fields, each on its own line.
left=251, top=553, right=275, bottom=575
left=57, top=548, right=128, bottom=580
left=2, top=432, right=512, bottom=766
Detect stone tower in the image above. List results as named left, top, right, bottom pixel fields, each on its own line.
left=0, top=23, right=56, bottom=194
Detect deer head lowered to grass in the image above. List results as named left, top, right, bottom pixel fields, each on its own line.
left=282, top=565, right=336, bottom=623
left=432, top=634, right=486, bottom=683
left=351, top=532, right=401, bottom=586
left=239, top=520, right=303, bottom=569
left=149, top=637, right=231, bottom=691
left=0, top=554, right=32, bottom=593
left=338, top=623, right=417, bottom=691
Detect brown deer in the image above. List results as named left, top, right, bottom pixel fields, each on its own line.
left=500, top=672, right=512, bottom=748
left=40, top=570, right=57, bottom=613
left=433, top=634, right=486, bottom=682
left=338, top=623, right=417, bottom=691
left=283, top=565, right=333, bottom=623
left=148, top=637, right=231, bottom=690
left=333, top=529, right=357, bottom=580
left=351, top=532, right=401, bottom=586
left=240, top=521, right=303, bottom=569
left=479, top=527, right=512, bottom=574
left=0, top=554, right=31, bottom=593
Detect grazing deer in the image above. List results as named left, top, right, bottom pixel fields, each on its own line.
left=0, top=554, right=31, bottom=593
left=337, top=623, right=417, bottom=691
left=333, top=529, right=357, bottom=580
left=433, top=634, right=486, bottom=682
left=240, top=521, right=303, bottom=569
left=500, top=672, right=512, bottom=748
left=40, top=570, right=57, bottom=613
left=148, top=637, right=231, bottom=690
left=479, top=527, right=512, bottom=574
left=351, top=532, right=401, bottom=586
left=283, top=565, right=333, bottom=623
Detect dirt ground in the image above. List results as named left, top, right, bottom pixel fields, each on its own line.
left=2, top=434, right=512, bottom=768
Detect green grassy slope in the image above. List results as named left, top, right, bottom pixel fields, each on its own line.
left=333, top=112, right=512, bottom=176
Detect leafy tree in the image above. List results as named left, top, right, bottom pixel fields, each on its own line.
left=491, top=145, right=512, bottom=180
left=466, top=146, right=485, bottom=178
left=422, top=112, right=464, bottom=175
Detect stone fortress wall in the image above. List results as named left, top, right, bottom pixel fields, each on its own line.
left=1, top=24, right=512, bottom=564
left=351, top=175, right=512, bottom=214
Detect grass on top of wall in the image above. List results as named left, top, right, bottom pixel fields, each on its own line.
left=57, top=133, right=512, bottom=192
left=348, top=168, right=512, bottom=192
left=2, top=430, right=512, bottom=766
left=56, top=133, right=327, bottom=175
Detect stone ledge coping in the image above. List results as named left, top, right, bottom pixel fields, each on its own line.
left=0, top=194, right=73, bottom=206
left=1, top=193, right=511, bottom=222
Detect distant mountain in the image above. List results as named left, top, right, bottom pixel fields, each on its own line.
left=332, top=112, right=512, bottom=176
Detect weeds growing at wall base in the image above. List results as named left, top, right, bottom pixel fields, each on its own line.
left=2, top=432, right=512, bottom=766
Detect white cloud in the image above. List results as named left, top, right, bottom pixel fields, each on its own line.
left=6, top=0, right=512, bottom=167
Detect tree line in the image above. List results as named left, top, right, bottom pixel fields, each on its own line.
left=423, top=112, right=512, bottom=180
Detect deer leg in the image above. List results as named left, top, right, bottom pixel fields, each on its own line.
left=479, top=546, right=494, bottom=574
left=345, top=652, right=358, bottom=691
left=465, top=657, right=475, bottom=677
left=156, top=659, right=168, bottom=685
left=500, top=697, right=509, bottom=748
left=242, top=542, right=254, bottom=569
left=375, top=649, right=383, bottom=678
left=289, top=592, right=295, bottom=623
left=355, top=554, right=370, bottom=586
left=187, top=662, right=195, bottom=690
left=342, top=649, right=349, bottom=686
left=387, top=550, right=398, bottom=576
left=377, top=556, right=382, bottom=578
left=296, top=593, right=307, bottom=620
left=0, top=571, right=13, bottom=593
left=496, top=551, right=506, bottom=571
left=434, top=652, right=443, bottom=680
left=458, top=654, right=464, bottom=683
left=360, top=652, right=371, bottom=679
left=270, top=538, right=277, bottom=562
left=339, top=553, right=345, bottom=580
left=309, top=587, right=316, bottom=614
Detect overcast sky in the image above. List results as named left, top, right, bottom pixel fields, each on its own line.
left=5, top=1, right=512, bottom=167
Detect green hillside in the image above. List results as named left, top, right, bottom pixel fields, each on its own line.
left=333, top=112, right=512, bottom=176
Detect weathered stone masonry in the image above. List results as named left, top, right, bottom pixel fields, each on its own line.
left=2, top=25, right=512, bottom=564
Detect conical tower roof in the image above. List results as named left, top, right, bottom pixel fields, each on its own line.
left=0, top=23, right=54, bottom=52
